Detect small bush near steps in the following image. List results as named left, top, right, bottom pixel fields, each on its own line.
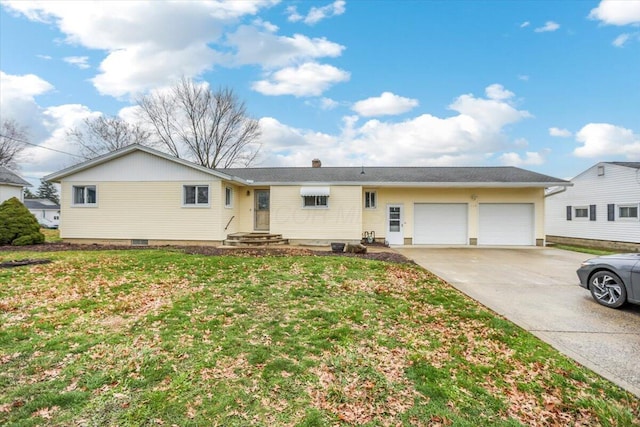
left=0, top=197, right=44, bottom=246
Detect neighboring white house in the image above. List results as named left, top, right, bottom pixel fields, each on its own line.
left=0, top=166, right=30, bottom=203
left=24, top=198, right=61, bottom=226
left=45, top=144, right=570, bottom=247
left=546, top=162, right=640, bottom=249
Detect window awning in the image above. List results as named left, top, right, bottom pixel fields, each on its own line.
left=300, top=186, right=330, bottom=197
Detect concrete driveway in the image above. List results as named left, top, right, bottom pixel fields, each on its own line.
left=395, top=247, right=640, bottom=397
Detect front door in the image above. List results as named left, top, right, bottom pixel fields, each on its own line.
left=254, top=189, right=270, bottom=231
left=387, top=204, right=404, bottom=245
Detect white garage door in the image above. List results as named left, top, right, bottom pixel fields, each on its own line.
left=414, top=203, right=468, bottom=244
left=478, top=203, right=534, bottom=246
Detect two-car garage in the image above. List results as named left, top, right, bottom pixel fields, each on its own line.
left=413, top=203, right=534, bottom=246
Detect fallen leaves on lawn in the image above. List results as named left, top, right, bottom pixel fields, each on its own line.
left=309, top=343, right=422, bottom=425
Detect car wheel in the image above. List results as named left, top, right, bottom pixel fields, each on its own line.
left=589, top=271, right=627, bottom=308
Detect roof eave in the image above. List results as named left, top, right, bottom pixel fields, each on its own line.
left=241, top=181, right=572, bottom=188
left=44, top=144, right=242, bottom=183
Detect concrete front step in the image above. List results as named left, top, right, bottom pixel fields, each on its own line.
left=224, top=232, right=288, bottom=246
left=223, top=238, right=289, bottom=246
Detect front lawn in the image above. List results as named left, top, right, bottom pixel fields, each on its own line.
left=0, top=249, right=637, bottom=426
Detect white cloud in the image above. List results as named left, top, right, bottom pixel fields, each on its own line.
left=549, top=127, right=572, bottom=137
left=255, top=85, right=533, bottom=167
left=287, top=1, right=346, bottom=25
left=320, top=97, right=339, bottom=110
left=520, top=21, right=530, bottom=28
left=37, top=54, right=52, bottom=60
left=534, top=21, right=560, bottom=33
left=252, top=62, right=350, bottom=97
left=613, top=33, right=630, bottom=47
left=0, top=72, right=55, bottom=143
left=499, top=151, right=546, bottom=166
left=0, top=71, right=54, bottom=100
left=2, top=0, right=284, bottom=98
left=485, top=83, right=514, bottom=100
left=574, top=123, right=640, bottom=159
left=589, top=0, right=640, bottom=26
left=63, top=56, right=90, bottom=69
left=612, top=32, right=640, bottom=47
left=91, top=44, right=218, bottom=98
left=352, top=92, right=419, bottom=117
left=225, top=25, right=345, bottom=68
left=518, top=74, right=530, bottom=81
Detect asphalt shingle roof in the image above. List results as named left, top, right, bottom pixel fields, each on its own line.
left=219, top=166, right=568, bottom=185
left=0, top=166, right=30, bottom=187
left=607, top=162, right=640, bottom=169
left=24, top=199, right=60, bottom=210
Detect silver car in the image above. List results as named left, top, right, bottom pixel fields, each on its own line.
left=577, top=253, right=640, bottom=308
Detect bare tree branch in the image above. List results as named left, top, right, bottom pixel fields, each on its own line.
left=137, top=78, right=261, bottom=168
left=67, top=116, right=153, bottom=160
left=0, top=119, right=29, bottom=170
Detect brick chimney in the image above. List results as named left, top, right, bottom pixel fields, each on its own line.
left=312, top=159, right=322, bottom=168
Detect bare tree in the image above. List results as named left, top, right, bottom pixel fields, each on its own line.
left=0, top=119, right=28, bottom=170
left=138, top=78, right=261, bottom=168
left=67, top=115, right=152, bottom=159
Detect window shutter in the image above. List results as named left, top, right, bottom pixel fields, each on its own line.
left=607, top=204, right=615, bottom=221
left=566, top=206, right=572, bottom=221
left=589, top=205, right=596, bottom=221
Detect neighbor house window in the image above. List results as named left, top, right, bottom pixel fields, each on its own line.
left=619, top=204, right=638, bottom=219
left=183, top=185, right=209, bottom=206
left=303, top=196, right=328, bottom=208
left=225, top=187, right=233, bottom=208
left=72, top=185, right=97, bottom=206
left=574, top=207, right=589, bottom=219
left=365, top=191, right=377, bottom=209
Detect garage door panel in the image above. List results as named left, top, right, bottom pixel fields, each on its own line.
left=414, top=203, right=468, bottom=244
left=479, top=203, right=534, bottom=246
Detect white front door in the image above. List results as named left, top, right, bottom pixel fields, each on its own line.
left=387, top=204, right=404, bottom=245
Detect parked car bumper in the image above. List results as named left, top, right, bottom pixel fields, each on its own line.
left=576, top=265, right=592, bottom=289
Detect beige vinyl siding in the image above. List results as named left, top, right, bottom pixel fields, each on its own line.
left=60, top=181, right=223, bottom=241
left=363, top=187, right=544, bottom=243
left=545, top=163, right=640, bottom=243
left=270, top=186, right=362, bottom=240
left=66, top=150, right=223, bottom=182
left=219, top=181, right=243, bottom=235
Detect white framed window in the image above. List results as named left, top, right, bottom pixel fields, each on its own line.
left=183, top=185, right=209, bottom=206
left=303, top=195, right=328, bottom=208
left=574, top=206, right=589, bottom=219
left=619, top=204, right=638, bottom=219
left=72, top=185, right=97, bottom=206
left=225, top=186, right=233, bottom=208
left=365, top=191, right=377, bottom=209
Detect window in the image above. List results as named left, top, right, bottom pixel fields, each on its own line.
left=225, top=187, right=233, bottom=208
left=619, top=205, right=638, bottom=219
left=597, top=165, right=605, bottom=176
left=183, top=185, right=209, bottom=206
left=365, top=191, right=377, bottom=209
left=574, top=207, right=589, bottom=219
left=72, top=185, right=97, bottom=205
left=303, top=195, right=328, bottom=208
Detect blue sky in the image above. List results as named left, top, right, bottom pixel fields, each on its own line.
left=1, top=0, right=639, bottom=186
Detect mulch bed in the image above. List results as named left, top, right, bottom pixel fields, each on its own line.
left=0, top=242, right=414, bottom=264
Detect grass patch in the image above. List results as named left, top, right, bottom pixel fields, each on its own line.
left=0, top=249, right=638, bottom=426
left=40, top=228, right=62, bottom=243
left=554, top=244, right=619, bottom=256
